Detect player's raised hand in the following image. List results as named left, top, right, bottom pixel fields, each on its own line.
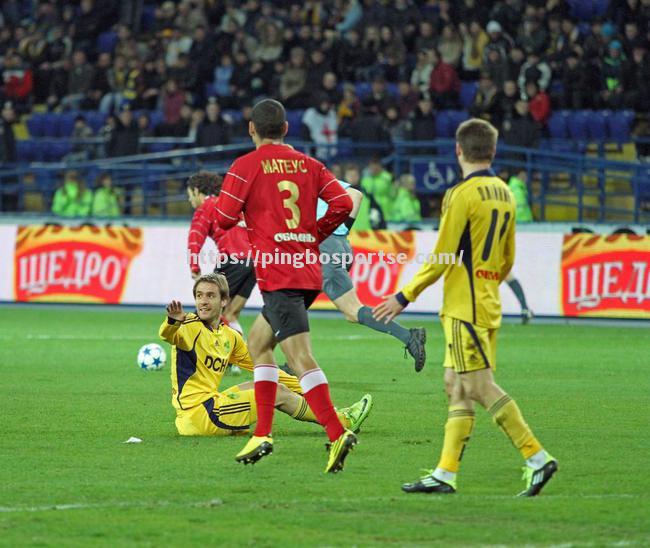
left=166, top=300, right=186, bottom=322
left=372, top=294, right=405, bottom=324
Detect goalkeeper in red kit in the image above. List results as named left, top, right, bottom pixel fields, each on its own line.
left=215, top=99, right=362, bottom=473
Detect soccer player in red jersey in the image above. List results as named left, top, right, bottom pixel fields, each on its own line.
left=215, top=99, right=360, bottom=473
left=186, top=172, right=255, bottom=336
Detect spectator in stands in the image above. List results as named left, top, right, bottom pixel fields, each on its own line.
left=623, top=46, right=650, bottom=111
left=83, top=52, right=111, bottom=110
left=408, top=93, right=436, bottom=142
left=170, top=52, right=199, bottom=98
left=137, top=112, right=153, bottom=139
left=159, top=78, right=185, bottom=129
left=496, top=79, right=521, bottom=129
left=59, top=51, right=95, bottom=111
left=485, top=20, right=514, bottom=59
left=336, top=29, right=369, bottom=82
left=213, top=54, right=233, bottom=99
left=336, top=0, right=363, bottom=34
left=108, top=104, right=139, bottom=158
left=361, top=157, right=394, bottom=221
left=517, top=16, right=548, bottom=57
left=601, top=40, right=627, bottom=109
left=438, top=25, right=463, bottom=68
left=411, top=49, right=434, bottom=96
left=396, top=81, right=419, bottom=119
left=383, top=105, right=409, bottom=141
left=562, top=51, right=591, bottom=109
left=365, top=75, right=395, bottom=113
left=302, top=95, right=338, bottom=161
left=99, top=55, right=128, bottom=114
left=51, top=170, right=92, bottom=218
left=0, top=101, right=17, bottom=211
left=389, top=174, right=421, bottom=224
left=525, top=82, right=551, bottom=126
left=91, top=173, right=122, bottom=218
left=503, top=100, right=540, bottom=150
left=469, top=72, right=500, bottom=124
left=73, top=0, right=110, bottom=54
left=429, top=48, right=460, bottom=109
left=230, top=104, right=253, bottom=140
left=165, top=27, right=192, bottom=67
left=1, top=52, right=33, bottom=112
left=175, top=0, right=207, bottom=35
left=254, top=21, right=283, bottom=63
left=518, top=51, right=552, bottom=93
left=415, top=21, right=437, bottom=53
left=196, top=97, right=230, bottom=148
left=378, top=25, right=407, bottom=82
left=317, top=72, right=342, bottom=107
left=459, top=21, right=489, bottom=79
left=64, top=116, right=94, bottom=162
left=337, top=83, right=360, bottom=135
left=484, top=44, right=509, bottom=85
left=507, top=46, right=527, bottom=81
left=346, top=103, right=391, bottom=154
left=279, top=47, right=309, bottom=109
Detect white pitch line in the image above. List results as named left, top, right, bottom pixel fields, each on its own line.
left=0, top=493, right=642, bottom=514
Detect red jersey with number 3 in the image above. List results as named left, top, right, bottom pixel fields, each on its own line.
left=215, top=143, right=352, bottom=291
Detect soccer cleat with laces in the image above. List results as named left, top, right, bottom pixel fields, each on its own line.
left=235, top=435, right=273, bottom=465
left=339, top=394, right=373, bottom=433
left=521, top=308, right=534, bottom=325
left=324, top=430, right=357, bottom=473
left=227, top=364, right=242, bottom=376
left=405, top=328, right=427, bottom=372
left=518, top=455, right=558, bottom=497
left=402, top=470, right=457, bottom=494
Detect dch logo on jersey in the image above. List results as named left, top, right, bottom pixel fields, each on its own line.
left=13, top=225, right=143, bottom=303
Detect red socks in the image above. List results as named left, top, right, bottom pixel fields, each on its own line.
left=300, top=368, right=345, bottom=442
left=253, top=364, right=278, bottom=437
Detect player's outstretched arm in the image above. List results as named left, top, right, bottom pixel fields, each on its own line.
left=372, top=294, right=406, bottom=324
left=159, top=301, right=194, bottom=350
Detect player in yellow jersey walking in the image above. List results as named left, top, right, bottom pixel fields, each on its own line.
left=373, top=119, right=557, bottom=496
left=160, top=272, right=372, bottom=438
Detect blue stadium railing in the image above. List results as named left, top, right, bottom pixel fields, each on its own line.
left=1, top=138, right=649, bottom=223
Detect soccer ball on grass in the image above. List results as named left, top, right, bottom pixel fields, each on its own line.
left=137, top=343, right=167, bottom=371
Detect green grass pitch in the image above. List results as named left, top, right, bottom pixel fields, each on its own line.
left=1, top=305, right=649, bottom=546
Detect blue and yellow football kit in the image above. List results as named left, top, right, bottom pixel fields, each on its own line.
left=400, top=169, right=516, bottom=372
left=159, top=313, right=302, bottom=436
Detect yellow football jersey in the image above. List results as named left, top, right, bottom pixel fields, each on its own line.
left=159, top=313, right=302, bottom=410
left=401, top=169, right=515, bottom=328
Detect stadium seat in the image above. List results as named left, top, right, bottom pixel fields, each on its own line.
left=435, top=110, right=453, bottom=137
left=97, top=31, right=118, bottom=54
left=586, top=110, right=609, bottom=141
left=140, top=4, right=156, bottom=31
left=85, top=112, right=107, bottom=133
left=148, top=110, right=164, bottom=129
left=459, top=81, right=478, bottom=109
left=354, top=82, right=371, bottom=99
left=567, top=110, right=589, bottom=140
left=205, top=83, right=217, bottom=97
left=286, top=109, right=304, bottom=137
left=40, top=113, right=59, bottom=138
left=26, top=114, right=44, bottom=137
left=45, top=142, right=71, bottom=161
left=386, top=83, right=398, bottom=97
left=608, top=110, right=635, bottom=142
left=447, top=110, right=469, bottom=135
left=547, top=111, right=569, bottom=139
left=58, top=112, right=80, bottom=137
left=16, top=140, right=37, bottom=162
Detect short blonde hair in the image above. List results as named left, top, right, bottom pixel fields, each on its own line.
left=192, top=272, right=229, bottom=299
left=456, top=118, right=498, bottom=163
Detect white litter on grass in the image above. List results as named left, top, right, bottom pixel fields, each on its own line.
left=124, top=437, right=142, bottom=443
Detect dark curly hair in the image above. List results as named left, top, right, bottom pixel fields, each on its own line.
left=187, top=171, right=223, bottom=196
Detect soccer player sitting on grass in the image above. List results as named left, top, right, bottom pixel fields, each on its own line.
left=160, top=272, right=372, bottom=437
left=374, top=118, right=557, bottom=496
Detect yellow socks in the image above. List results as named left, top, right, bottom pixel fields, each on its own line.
left=488, top=395, right=542, bottom=459
left=291, top=398, right=319, bottom=423
left=437, top=406, right=476, bottom=473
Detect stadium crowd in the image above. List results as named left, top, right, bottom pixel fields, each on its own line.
left=0, top=0, right=648, bottom=219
